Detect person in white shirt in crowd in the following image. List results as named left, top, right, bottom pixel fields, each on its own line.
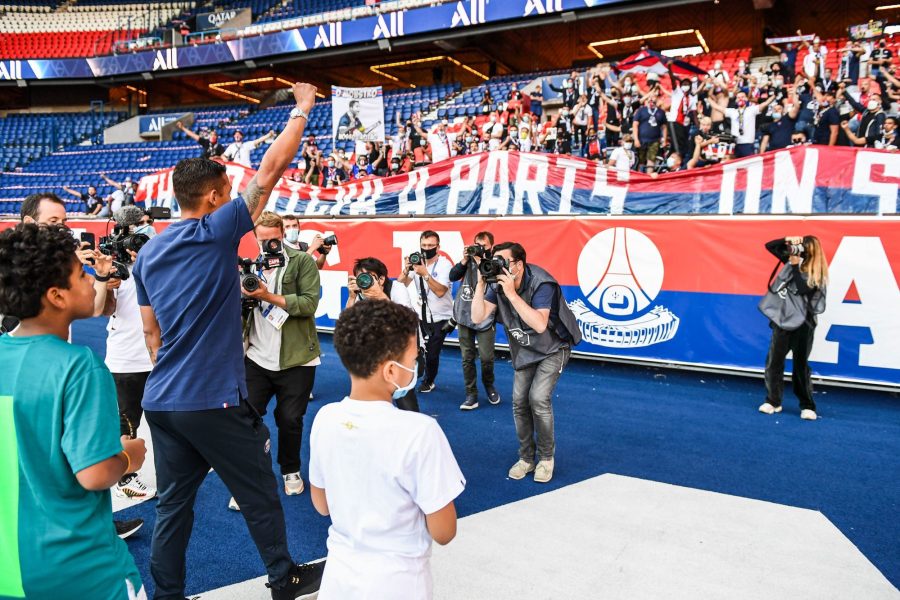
left=281, top=213, right=329, bottom=269
left=101, top=212, right=158, bottom=501
left=397, top=230, right=454, bottom=394
left=802, top=36, right=828, bottom=81
left=608, top=133, right=636, bottom=175
left=709, top=59, right=730, bottom=84
left=666, top=77, right=697, bottom=158
left=223, top=129, right=276, bottom=168
left=100, top=173, right=137, bottom=206
left=427, top=120, right=456, bottom=163
left=708, top=89, right=776, bottom=158
left=309, top=299, right=463, bottom=600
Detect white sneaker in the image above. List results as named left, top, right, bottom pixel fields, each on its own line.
left=800, top=409, right=818, bottom=421
left=507, top=459, right=535, bottom=480
left=758, top=402, right=782, bottom=415
left=283, top=472, right=305, bottom=496
left=534, top=459, right=554, bottom=484
left=115, top=473, right=157, bottom=499
left=227, top=496, right=240, bottom=511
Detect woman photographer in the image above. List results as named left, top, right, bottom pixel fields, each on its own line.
left=346, top=257, right=420, bottom=412
left=759, top=236, right=828, bottom=421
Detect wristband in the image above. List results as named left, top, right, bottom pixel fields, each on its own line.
left=94, top=273, right=112, bottom=282
left=120, top=449, right=132, bottom=475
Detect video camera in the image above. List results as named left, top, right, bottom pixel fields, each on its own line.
left=479, top=255, right=509, bottom=284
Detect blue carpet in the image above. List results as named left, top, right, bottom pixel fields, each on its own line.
left=71, top=318, right=900, bottom=595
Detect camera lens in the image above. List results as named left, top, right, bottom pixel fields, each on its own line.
left=323, top=234, right=337, bottom=246
left=241, top=273, right=261, bottom=292
left=409, top=252, right=422, bottom=265
left=263, top=238, right=283, bottom=254
left=356, top=272, right=374, bottom=290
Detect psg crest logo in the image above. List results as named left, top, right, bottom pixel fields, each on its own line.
left=568, top=227, right=679, bottom=348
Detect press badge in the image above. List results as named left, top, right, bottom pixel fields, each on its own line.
left=261, top=302, right=289, bottom=330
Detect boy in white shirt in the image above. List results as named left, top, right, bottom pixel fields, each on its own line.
left=309, top=300, right=465, bottom=599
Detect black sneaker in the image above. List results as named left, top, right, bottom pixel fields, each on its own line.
left=268, top=561, right=326, bottom=600
left=419, top=381, right=436, bottom=393
left=486, top=386, right=501, bottom=405
left=460, top=395, right=479, bottom=410
left=115, top=518, right=143, bottom=539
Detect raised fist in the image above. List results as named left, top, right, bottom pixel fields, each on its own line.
left=293, top=82, right=317, bottom=113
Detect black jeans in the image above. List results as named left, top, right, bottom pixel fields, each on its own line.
left=764, top=322, right=816, bottom=411
left=112, top=371, right=150, bottom=439
left=420, top=320, right=449, bottom=385
left=146, top=401, right=293, bottom=599
left=245, top=356, right=315, bottom=476
left=458, top=324, right=496, bottom=396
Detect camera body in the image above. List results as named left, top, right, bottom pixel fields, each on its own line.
left=465, top=244, right=485, bottom=258
left=479, top=255, right=509, bottom=284
left=788, top=243, right=805, bottom=257
left=99, top=225, right=149, bottom=265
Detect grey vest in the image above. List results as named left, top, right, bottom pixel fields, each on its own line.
left=495, top=264, right=582, bottom=370
left=452, top=260, right=494, bottom=331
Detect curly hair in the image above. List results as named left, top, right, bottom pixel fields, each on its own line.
left=334, top=299, right=419, bottom=378
left=0, top=224, right=79, bottom=319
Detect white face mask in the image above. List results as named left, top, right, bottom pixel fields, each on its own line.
left=868, top=100, right=880, bottom=111
left=623, top=142, right=633, bottom=150
left=681, top=85, right=691, bottom=93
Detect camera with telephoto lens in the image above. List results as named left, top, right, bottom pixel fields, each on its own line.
left=479, top=255, right=510, bottom=284
left=441, top=318, right=458, bottom=334
left=466, top=244, right=485, bottom=258
left=355, top=272, right=375, bottom=291
left=408, top=251, right=423, bottom=266
left=99, top=225, right=149, bottom=265
left=323, top=234, right=338, bottom=246
left=788, top=243, right=805, bottom=257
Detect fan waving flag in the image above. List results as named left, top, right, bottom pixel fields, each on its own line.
left=613, top=49, right=671, bottom=75
left=669, top=58, right=709, bottom=78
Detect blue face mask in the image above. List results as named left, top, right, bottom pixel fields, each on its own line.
left=285, top=229, right=300, bottom=243
left=134, top=224, right=155, bottom=239
left=390, top=360, right=417, bottom=400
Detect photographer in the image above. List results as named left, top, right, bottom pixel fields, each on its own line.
left=759, top=236, right=829, bottom=421
left=230, top=211, right=321, bottom=511
left=133, top=82, right=324, bottom=600
left=397, top=230, right=453, bottom=394
left=101, top=218, right=157, bottom=501
left=449, top=232, right=500, bottom=411
left=471, top=242, right=582, bottom=484
left=346, top=256, right=421, bottom=413
left=281, top=214, right=329, bottom=269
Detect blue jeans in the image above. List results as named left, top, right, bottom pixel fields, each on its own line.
left=511, top=346, right=570, bottom=462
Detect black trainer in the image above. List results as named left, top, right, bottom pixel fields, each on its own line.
left=419, top=380, right=435, bottom=393
left=486, top=386, right=501, bottom=405
left=268, top=561, right=326, bottom=600
left=460, top=395, right=479, bottom=410
left=115, top=518, right=143, bottom=539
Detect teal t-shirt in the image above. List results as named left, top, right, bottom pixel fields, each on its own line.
left=0, top=334, right=142, bottom=600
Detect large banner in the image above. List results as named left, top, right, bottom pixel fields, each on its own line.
left=0, top=0, right=632, bottom=81
left=135, top=147, right=900, bottom=216
left=29, top=216, right=899, bottom=388
left=331, top=86, right=385, bottom=143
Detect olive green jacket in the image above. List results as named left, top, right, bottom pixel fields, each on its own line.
left=243, top=246, right=321, bottom=368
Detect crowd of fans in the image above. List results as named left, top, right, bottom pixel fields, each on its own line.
left=171, top=33, right=900, bottom=188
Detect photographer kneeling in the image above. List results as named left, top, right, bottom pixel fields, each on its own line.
left=471, top=242, right=582, bottom=483
left=346, top=257, right=420, bottom=413
left=233, top=211, right=321, bottom=510
left=758, top=236, right=828, bottom=421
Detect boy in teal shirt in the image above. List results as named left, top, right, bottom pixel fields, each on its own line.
left=0, top=223, right=148, bottom=600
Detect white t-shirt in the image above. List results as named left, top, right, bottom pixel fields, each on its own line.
left=224, top=139, right=262, bottom=168
left=105, top=268, right=153, bottom=373
left=426, top=131, right=455, bottom=163
left=725, top=104, right=760, bottom=145
left=389, top=281, right=413, bottom=308
left=108, top=189, right=125, bottom=214
left=803, top=47, right=828, bottom=79
left=609, top=146, right=634, bottom=173
left=309, top=398, right=465, bottom=600
left=409, top=256, right=454, bottom=322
